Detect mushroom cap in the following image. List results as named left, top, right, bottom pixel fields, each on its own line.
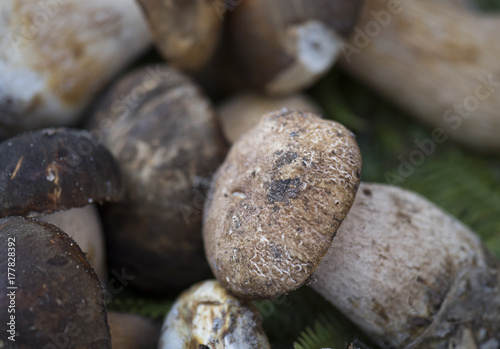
left=0, top=127, right=124, bottom=217
left=0, top=217, right=111, bottom=347
left=87, top=64, right=227, bottom=293
left=203, top=109, right=362, bottom=299
left=158, top=280, right=270, bottom=349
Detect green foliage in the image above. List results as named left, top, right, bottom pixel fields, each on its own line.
left=107, top=290, right=173, bottom=320
left=255, top=286, right=371, bottom=349
left=292, top=313, right=367, bottom=349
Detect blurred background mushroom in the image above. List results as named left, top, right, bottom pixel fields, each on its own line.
left=108, top=311, right=160, bottom=349
left=339, top=0, right=500, bottom=152
left=227, top=0, right=363, bottom=95
left=87, top=64, right=227, bottom=294
left=0, top=0, right=151, bottom=139
left=136, top=0, right=223, bottom=72
left=217, top=92, right=322, bottom=144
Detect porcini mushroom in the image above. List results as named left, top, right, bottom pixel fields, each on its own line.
left=203, top=109, right=362, bottom=299
left=87, top=64, right=227, bottom=293
left=158, top=280, right=270, bottom=348
left=217, top=92, right=322, bottom=144
left=0, top=127, right=124, bottom=279
left=228, top=0, right=363, bottom=95
left=0, top=0, right=151, bottom=138
left=312, top=183, right=500, bottom=348
left=339, top=0, right=500, bottom=151
left=136, top=0, right=223, bottom=72
left=0, top=217, right=111, bottom=347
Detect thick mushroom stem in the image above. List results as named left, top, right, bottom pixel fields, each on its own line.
left=312, top=183, right=500, bottom=348
left=137, top=0, right=223, bottom=72
left=0, top=0, right=151, bottom=138
left=108, top=312, right=160, bottom=349
left=41, top=205, right=107, bottom=281
left=217, top=92, right=322, bottom=144
left=339, top=0, right=500, bottom=152
left=228, top=0, right=362, bottom=95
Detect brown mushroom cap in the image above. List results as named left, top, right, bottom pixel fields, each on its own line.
left=203, top=110, right=362, bottom=299
left=0, top=128, right=124, bottom=217
left=229, top=0, right=363, bottom=94
left=87, top=64, right=227, bottom=293
left=0, top=217, right=110, bottom=347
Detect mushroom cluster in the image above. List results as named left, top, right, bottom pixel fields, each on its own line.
left=1, top=0, right=499, bottom=348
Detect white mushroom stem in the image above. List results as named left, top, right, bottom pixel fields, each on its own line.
left=0, top=0, right=151, bottom=137
left=312, top=183, right=500, bottom=348
left=339, top=0, right=500, bottom=151
left=41, top=205, right=107, bottom=281
left=217, top=92, right=322, bottom=144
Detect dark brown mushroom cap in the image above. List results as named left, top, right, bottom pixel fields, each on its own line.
left=0, top=217, right=111, bottom=348
left=229, top=0, right=363, bottom=91
left=0, top=128, right=124, bottom=217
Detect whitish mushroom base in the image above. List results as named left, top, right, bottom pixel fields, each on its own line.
left=313, top=183, right=500, bottom=348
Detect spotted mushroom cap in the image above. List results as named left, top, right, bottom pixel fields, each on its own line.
left=203, top=109, right=362, bottom=299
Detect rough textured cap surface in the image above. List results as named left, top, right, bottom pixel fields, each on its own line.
left=204, top=109, right=362, bottom=299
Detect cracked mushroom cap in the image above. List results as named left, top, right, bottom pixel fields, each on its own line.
left=0, top=217, right=110, bottom=347
left=203, top=110, right=362, bottom=299
left=0, top=127, right=124, bottom=218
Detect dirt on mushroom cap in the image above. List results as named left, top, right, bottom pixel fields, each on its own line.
left=203, top=109, right=362, bottom=299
